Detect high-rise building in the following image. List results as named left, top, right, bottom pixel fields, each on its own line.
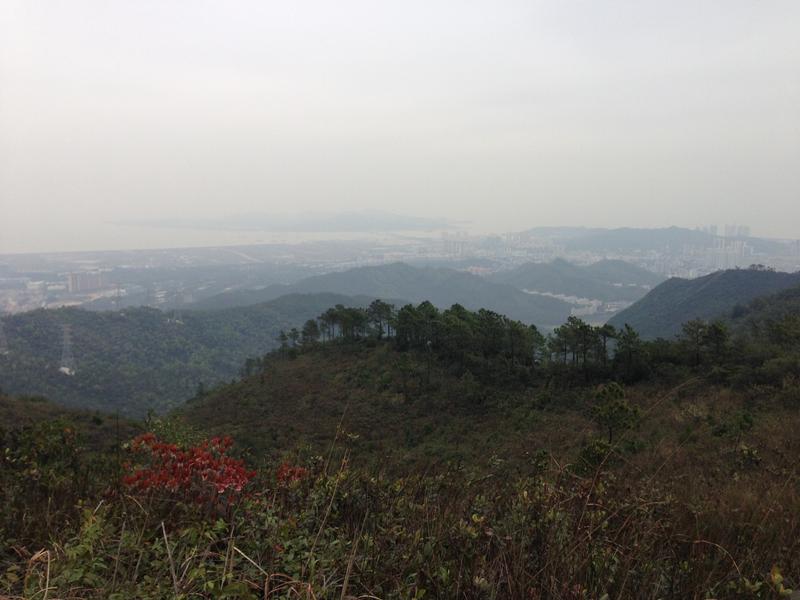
left=698, top=225, right=719, bottom=236
left=67, top=271, right=106, bottom=293
left=722, top=224, right=750, bottom=239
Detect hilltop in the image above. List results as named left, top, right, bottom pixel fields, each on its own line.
left=608, top=268, right=800, bottom=339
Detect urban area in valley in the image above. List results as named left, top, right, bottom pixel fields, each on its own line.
left=3, top=222, right=799, bottom=319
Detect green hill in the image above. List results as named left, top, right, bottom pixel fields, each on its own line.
left=730, top=283, right=800, bottom=325
left=727, top=282, right=800, bottom=341
left=178, top=343, right=581, bottom=469
left=0, top=293, right=381, bottom=416
left=195, top=262, right=573, bottom=326
left=490, top=258, right=662, bottom=302
left=608, top=268, right=800, bottom=339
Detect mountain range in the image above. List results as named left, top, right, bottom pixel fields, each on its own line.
left=195, top=262, right=575, bottom=326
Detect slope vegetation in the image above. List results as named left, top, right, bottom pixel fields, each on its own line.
left=0, top=293, right=377, bottom=416
left=608, top=268, right=800, bottom=339
left=179, top=343, right=588, bottom=469
left=0, top=392, right=141, bottom=449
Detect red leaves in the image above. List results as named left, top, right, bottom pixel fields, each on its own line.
left=275, top=462, right=308, bottom=485
left=123, top=434, right=311, bottom=512
left=122, top=433, right=255, bottom=502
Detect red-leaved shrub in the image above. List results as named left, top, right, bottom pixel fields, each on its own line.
left=123, top=433, right=255, bottom=503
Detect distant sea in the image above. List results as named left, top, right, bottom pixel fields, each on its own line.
left=0, top=223, right=455, bottom=255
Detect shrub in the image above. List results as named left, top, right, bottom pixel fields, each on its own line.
left=122, top=433, right=255, bottom=508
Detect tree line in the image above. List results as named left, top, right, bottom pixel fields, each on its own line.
left=267, top=300, right=777, bottom=387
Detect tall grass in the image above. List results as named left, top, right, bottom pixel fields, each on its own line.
left=4, top=433, right=797, bottom=599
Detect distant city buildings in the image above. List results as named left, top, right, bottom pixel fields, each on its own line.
left=710, top=237, right=753, bottom=270
left=698, top=224, right=750, bottom=238
left=67, top=271, right=107, bottom=293
left=698, top=225, right=718, bottom=236
left=441, top=231, right=471, bottom=256
left=723, top=224, right=750, bottom=238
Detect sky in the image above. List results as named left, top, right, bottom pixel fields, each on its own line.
left=1, top=0, right=799, bottom=253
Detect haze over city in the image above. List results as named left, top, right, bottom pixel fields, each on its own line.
left=1, top=1, right=799, bottom=253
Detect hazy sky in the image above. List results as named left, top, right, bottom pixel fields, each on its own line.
left=1, top=1, right=799, bottom=252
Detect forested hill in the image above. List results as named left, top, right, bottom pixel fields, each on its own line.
left=182, top=291, right=800, bottom=465
left=729, top=282, right=800, bottom=339
left=195, top=262, right=573, bottom=326
left=489, top=258, right=663, bottom=302
left=608, top=268, right=800, bottom=339
left=0, top=292, right=380, bottom=416
left=178, top=341, right=583, bottom=469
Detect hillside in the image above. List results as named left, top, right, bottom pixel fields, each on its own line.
left=729, top=283, right=800, bottom=338
left=490, top=258, right=662, bottom=302
left=178, top=289, right=800, bottom=470
left=0, top=292, right=379, bottom=416
left=4, top=304, right=800, bottom=598
left=608, top=268, right=800, bottom=339
left=0, top=392, right=141, bottom=449
left=179, top=343, right=585, bottom=469
left=195, top=262, right=573, bottom=326
left=733, top=282, right=800, bottom=322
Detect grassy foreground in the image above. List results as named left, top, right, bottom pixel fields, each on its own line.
left=2, top=363, right=799, bottom=598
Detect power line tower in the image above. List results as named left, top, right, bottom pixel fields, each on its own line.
left=0, top=316, right=9, bottom=356
left=59, top=324, right=76, bottom=376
